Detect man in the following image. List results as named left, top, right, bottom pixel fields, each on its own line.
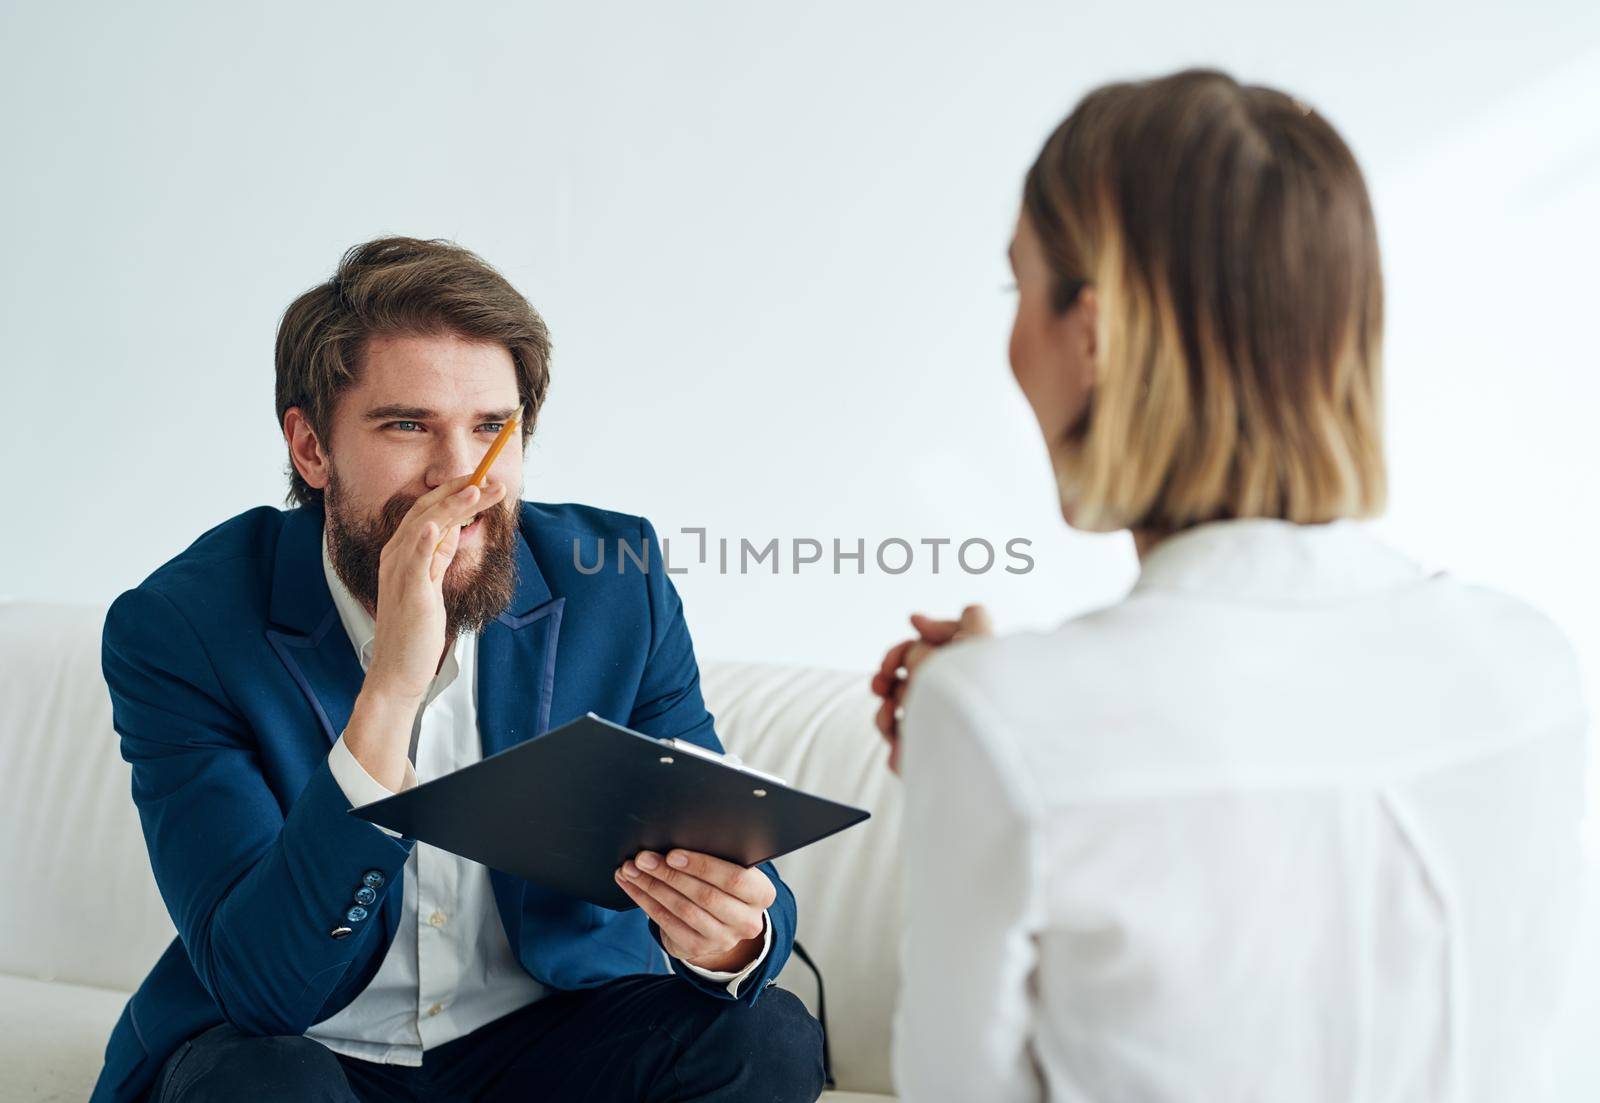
left=91, top=237, right=824, bottom=1102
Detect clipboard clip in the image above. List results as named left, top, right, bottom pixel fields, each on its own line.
left=658, top=738, right=789, bottom=788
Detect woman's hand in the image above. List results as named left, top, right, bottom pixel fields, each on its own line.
left=870, top=604, right=993, bottom=774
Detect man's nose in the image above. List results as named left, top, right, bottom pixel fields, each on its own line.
left=424, top=428, right=486, bottom=490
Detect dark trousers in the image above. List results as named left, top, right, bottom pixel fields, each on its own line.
left=150, top=975, right=825, bottom=1102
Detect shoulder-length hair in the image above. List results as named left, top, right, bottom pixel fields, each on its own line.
left=1024, top=68, right=1385, bottom=531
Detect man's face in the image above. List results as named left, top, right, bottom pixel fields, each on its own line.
left=319, top=332, right=526, bottom=639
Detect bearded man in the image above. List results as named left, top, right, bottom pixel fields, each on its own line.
left=92, top=237, right=822, bottom=1103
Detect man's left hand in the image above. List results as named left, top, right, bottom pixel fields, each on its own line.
left=615, top=849, right=775, bottom=972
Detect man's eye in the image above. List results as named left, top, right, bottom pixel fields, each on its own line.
left=381, top=421, right=504, bottom=433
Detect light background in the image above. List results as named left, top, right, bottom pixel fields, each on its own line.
left=3, top=1, right=1600, bottom=1093
left=4, top=1, right=1596, bottom=682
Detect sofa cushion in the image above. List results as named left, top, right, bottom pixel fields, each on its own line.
left=0, top=603, right=177, bottom=993
left=0, top=973, right=128, bottom=1102
left=703, top=662, right=903, bottom=1097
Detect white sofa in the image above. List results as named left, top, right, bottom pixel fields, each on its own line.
left=11, top=598, right=1600, bottom=1102
left=0, top=601, right=902, bottom=1102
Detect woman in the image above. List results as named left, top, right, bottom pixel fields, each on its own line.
left=873, top=69, right=1587, bottom=1102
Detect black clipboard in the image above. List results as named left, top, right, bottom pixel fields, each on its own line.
left=348, top=712, right=871, bottom=910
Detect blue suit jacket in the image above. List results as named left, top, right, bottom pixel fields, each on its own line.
left=90, top=499, right=797, bottom=1103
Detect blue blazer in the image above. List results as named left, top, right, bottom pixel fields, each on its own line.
left=91, top=499, right=797, bottom=1103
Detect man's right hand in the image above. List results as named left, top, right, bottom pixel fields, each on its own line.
left=344, top=474, right=505, bottom=792
left=365, top=473, right=507, bottom=703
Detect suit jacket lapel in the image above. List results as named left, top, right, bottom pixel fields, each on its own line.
left=264, top=502, right=565, bottom=956
left=265, top=504, right=364, bottom=747
left=477, top=505, right=564, bottom=953
left=477, top=514, right=562, bottom=760
left=265, top=502, right=564, bottom=755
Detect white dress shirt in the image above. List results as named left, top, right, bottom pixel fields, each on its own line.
left=894, top=518, right=1588, bottom=1103
left=305, top=527, right=767, bottom=1066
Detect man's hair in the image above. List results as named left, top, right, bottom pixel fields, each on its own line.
left=1023, top=68, right=1386, bottom=531
left=274, top=236, right=552, bottom=509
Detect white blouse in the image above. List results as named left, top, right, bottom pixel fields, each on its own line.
left=894, top=518, right=1588, bottom=1103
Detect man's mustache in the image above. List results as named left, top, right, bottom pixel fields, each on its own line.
left=369, top=491, right=513, bottom=544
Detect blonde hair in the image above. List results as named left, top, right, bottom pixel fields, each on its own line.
left=1023, top=68, right=1386, bottom=532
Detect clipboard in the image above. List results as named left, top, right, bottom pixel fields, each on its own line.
left=348, top=712, right=871, bottom=910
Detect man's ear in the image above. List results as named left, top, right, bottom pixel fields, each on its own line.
left=283, top=407, right=330, bottom=491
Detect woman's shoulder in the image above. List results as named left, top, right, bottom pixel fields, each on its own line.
left=928, top=562, right=1584, bottom=710
left=1413, top=572, right=1586, bottom=720
left=1427, top=573, right=1580, bottom=666
left=902, top=619, right=1138, bottom=794
left=907, top=571, right=1586, bottom=798
left=909, top=598, right=1184, bottom=720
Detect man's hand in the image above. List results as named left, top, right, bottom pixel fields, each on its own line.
left=345, top=474, right=507, bottom=791
left=870, top=604, right=994, bottom=774
left=615, top=849, right=775, bottom=973
left=366, top=473, right=507, bottom=703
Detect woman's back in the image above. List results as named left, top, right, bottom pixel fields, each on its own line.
left=895, top=518, right=1587, bottom=1102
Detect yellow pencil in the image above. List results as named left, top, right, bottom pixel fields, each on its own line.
left=470, top=408, right=522, bottom=488
left=435, top=408, right=521, bottom=553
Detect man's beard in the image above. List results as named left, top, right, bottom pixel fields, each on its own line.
left=325, top=469, right=520, bottom=642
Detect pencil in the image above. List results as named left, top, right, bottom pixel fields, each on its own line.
left=434, top=408, right=522, bottom=553
left=470, top=408, right=522, bottom=488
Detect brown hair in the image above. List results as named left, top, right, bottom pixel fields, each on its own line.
left=275, top=236, right=552, bottom=509
left=1023, top=68, right=1385, bottom=532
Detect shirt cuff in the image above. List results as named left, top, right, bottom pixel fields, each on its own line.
left=665, top=910, right=772, bottom=997
left=328, top=731, right=418, bottom=838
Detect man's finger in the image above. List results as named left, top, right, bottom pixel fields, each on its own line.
left=412, top=473, right=478, bottom=511
left=614, top=872, right=709, bottom=956
left=428, top=520, right=461, bottom=583
left=621, top=862, right=739, bottom=943
left=418, top=480, right=507, bottom=538
left=642, top=868, right=761, bottom=936
left=391, top=474, right=480, bottom=546
left=394, top=481, right=481, bottom=563
left=652, top=851, right=774, bottom=912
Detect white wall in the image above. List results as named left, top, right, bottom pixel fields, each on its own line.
left=2, top=0, right=1595, bottom=682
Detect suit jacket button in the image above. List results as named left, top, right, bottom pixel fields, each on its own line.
left=346, top=905, right=369, bottom=923
left=330, top=926, right=353, bottom=940
left=354, top=886, right=377, bottom=906
left=362, top=870, right=385, bottom=889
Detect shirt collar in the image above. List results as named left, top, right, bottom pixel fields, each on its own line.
left=321, top=525, right=463, bottom=690
left=1130, top=517, right=1428, bottom=606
